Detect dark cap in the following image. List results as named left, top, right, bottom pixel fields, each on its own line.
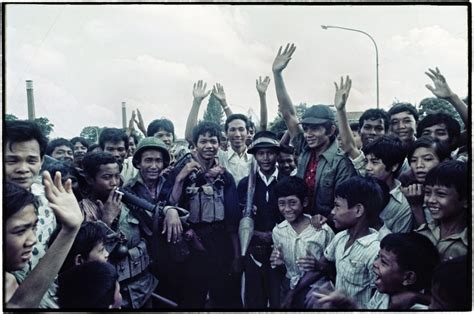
left=300, top=104, right=335, bottom=125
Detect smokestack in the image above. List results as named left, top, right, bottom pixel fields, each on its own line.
left=122, top=102, right=127, bottom=129
left=26, top=80, right=36, bottom=121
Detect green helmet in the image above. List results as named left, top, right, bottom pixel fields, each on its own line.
left=132, top=137, right=170, bottom=169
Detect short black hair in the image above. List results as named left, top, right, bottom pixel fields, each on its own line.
left=279, top=144, right=295, bottom=155
left=334, top=176, right=386, bottom=223
left=274, top=176, right=308, bottom=204
left=58, top=261, right=118, bottom=308
left=407, top=136, right=451, bottom=164
left=98, top=128, right=129, bottom=151
left=5, top=120, right=48, bottom=158
left=358, top=108, right=389, bottom=131
left=363, top=135, right=407, bottom=177
left=224, top=113, right=250, bottom=133
left=416, top=113, right=461, bottom=149
left=5, top=182, right=37, bottom=220
left=70, top=136, right=90, bottom=149
left=431, top=255, right=469, bottom=310
left=192, top=121, right=222, bottom=145
left=425, top=160, right=467, bottom=201
left=388, top=102, right=419, bottom=122
left=381, top=232, right=440, bottom=291
left=82, top=152, right=121, bottom=178
left=146, top=118, right=175, bottom=140
left=349, top=122, right=359, bottom=132
left=46, top=138, right=74, bottom=156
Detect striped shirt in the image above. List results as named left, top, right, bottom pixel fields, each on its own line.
left=272, top=214, right=335, bottom=289
left=380, top=180, right=414, bottom=233
left=368, top=290, right=428, bottom=310
left=324, top=228, right=379, bottom=307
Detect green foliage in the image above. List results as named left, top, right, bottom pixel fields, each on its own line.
left=202, top=94, right=224, bottom=129
left=34, top=117, right=54, bottom=138
left=269, top=103, right=308, bottom=135
left=417, top=97, right=465, bottom=130
left=80, top=126, right=103, bottom=144
left=5, top=113, right=18, bottom=121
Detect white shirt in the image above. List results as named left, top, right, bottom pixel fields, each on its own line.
left=217, top=148, right=252, bottom=185
left=272, top=214, right=335, bottom=289
left=257, top=167, right=278, bottom=202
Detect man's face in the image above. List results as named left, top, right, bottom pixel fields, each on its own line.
left=331, top=196, right=357, bottom=230
left=424, top=184, right=465, bottom=221
left=360, top=118, right=386, bottom=147
left=196, top=132, right=219, bottom=161
left=52, top=145, right=74, bottom=163
left=255, top=148, right=278, bottom=174
left=373, top=248, right=406, bottom=294
left=103, top=141, right=127, bottom=165
left=88, top=163, right=121, bottom=199
left=137, top=150, right=165, bottom=182
left=390, top=111, right=416, bottom=143
left=277, top=152, right=296, bottom=176
left=6, top=204, right=38, bottom=271
left=365, top=153, right=393, bottom=183
left=409, top=147, right=440, bottom=183
left=420, top=123, right=451, bottom=146
left=153, top=129, right=173, bottom=148
left=73, top=141, right=88, bottom=163
left=277, top=195, right=305, bottom=224
left=226, top=119, right=248, bottom=151
left=302, top=124, right=332, bottom=149
left=5, top=140, right=43, bottom=190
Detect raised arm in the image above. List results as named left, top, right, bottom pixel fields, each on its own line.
left=425, top=67, right=467, bottom=124
left=134, top=108, right=147, bottom=136
left=334, top=76, right=360, bottom=159
left=272, top=43, right=301, bottom=139
left=185, top=80, right=211, bottom=143
left=212, top=83, right=233, bottom=117
left=126, top=110, right=136, bottom=136
left=256, top=76, right=271, bottom=131
left=7, top=171, right=83, bottom=308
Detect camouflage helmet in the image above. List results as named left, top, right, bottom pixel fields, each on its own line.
left=132, top=137, right=170, bottom=169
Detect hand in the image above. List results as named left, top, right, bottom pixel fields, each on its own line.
left=270, top=243, right=284, bottom=267
left=256, top=76, right=271, bottom=94
left=401, top=184, right=424, bottom=207
left=161, top=165, right=174, bottom=177
left=334, top=76, right=352, bottom=111
left=127, top=110, right=136, bottom=134
left=425, top=67, right=454, bottom=99
left=212, top=83, right=226, bottom=103
left=176, top=160, right=202, bottom=182
left=313, top=290, right=357, bottom=309
left=281, top=290, right=295, bottom=309
left=272, top=43, right=296, bottom=73
left=97, top=187, right=123, bottom=226
left=311, top=214, right=328, bottom=230
left=193, top=80, right=211, bottom=103
left=162, top=207, right=183, bottom=243
left=296, top=255, right=317, bottom=272
left=43, top=171, right=83, bottom=232
left=134, top=108, right=147, bottom=135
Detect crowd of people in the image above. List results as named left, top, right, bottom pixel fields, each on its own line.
left=4, top=43, right=469, bottom=310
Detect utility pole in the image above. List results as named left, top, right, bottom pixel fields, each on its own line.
left=122, top=102, right=127, bottom=129
left=26, top=80, right=36, bottom=120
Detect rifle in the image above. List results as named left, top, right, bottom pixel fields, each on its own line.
left=238, top=157, right=257, bottom=256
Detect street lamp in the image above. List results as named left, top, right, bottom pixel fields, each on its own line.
left=321, top=25, right=379, bottom=109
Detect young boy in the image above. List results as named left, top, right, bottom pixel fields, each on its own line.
left=416, top=160, right=467, bottom=261
left=315, top=176, right=385, bottom=307
left=270, top=176, right=334, bottom=308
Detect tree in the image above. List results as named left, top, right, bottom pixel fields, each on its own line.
left=34, top=117, right=54, bottom=138
left=202, top=94, right=224, bottom=129
left=80, top=126, right=103, bottom=144
left=417, top=97, right=465, bottom=130
left=269, top=102, right=308, bottom=135
left=5, top=113, right=18, bottom=121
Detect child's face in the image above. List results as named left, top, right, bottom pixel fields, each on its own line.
left=87, top=241, right=109, bottom=263
left=6, top=204, right=38, bottom=271
left=424, top=184, right=465, bottom=221
left=365, top=153, right=393, bottom=183
left=278, top=195, right=304, bottom=223
left=331, top=196, right=358, bottom=229
left=373, top=248, right=406, bottom=294
left=409, top=147, right=440, bottom=183
left=89, top=163, right=121, bottom=199
left=255, top=148, right=277, bottom=173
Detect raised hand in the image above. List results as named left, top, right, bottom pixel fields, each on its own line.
left=401, top=184, right=424, bottom=207
left=212, top=83, right=226, bottom=103
left=97, top=187, right=123, bottom=226
left=334, top=76, right=352, bottom=111
left=134, top=108, right=147, bottom=136
left=193, top=80, right=211, bottom=103
left=127, top=110, right=136, bottom=133
left=256, top=76, right=271, bottom=94
left=43, top=171, right=83, bottom=233
left=425, top=67, right=454, bottom=99
left=272, top=43, right=296, bottom=73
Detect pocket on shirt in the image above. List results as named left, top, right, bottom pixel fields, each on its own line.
left=340, top=258, right=370, bottom=286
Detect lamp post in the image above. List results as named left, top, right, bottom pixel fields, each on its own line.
left=321, top=25, right=379, bottom=109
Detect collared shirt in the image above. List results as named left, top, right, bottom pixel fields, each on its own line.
left=293, top=134, right=356, bottom=216
left=324, top=229, right=379, bottom=308
left=272, top=214, right=335, bottom=289
left=416, top=221, right=468, bottom=262
left=217, top=148, right=252, bottom=185
left=368, top=290, right=428, bottom=310
left=257, top=167, right=278, bottom=202
left=125, top=172, right=166, bottom=203
left=121, top=156, right=139, bottom=186
left=380, top=179, right=414, bottom=233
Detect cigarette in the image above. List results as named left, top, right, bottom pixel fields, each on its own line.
left=115, top=190, right=124, bottom=196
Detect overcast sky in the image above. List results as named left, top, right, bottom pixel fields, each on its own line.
left=5, top=4, right=468, bottom=139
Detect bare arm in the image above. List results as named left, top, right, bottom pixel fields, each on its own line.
left=279, top=130, right=291, bottom=146
left=212, top=83, right=233, bottom=117
left=425, top=67, right=467, bottom=124
left=7, top=171, right=83, bottom=308
left=185, top=80, right=211, bottom=144
left=272, top=43, right=302, bottom=139
left=256, top=76, right=270, bottom=131
left=169, top=160, right=202, bottom=205
left=134, top=108, right=147, bottom=136
left=334, top=76, right=360, bottom=159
